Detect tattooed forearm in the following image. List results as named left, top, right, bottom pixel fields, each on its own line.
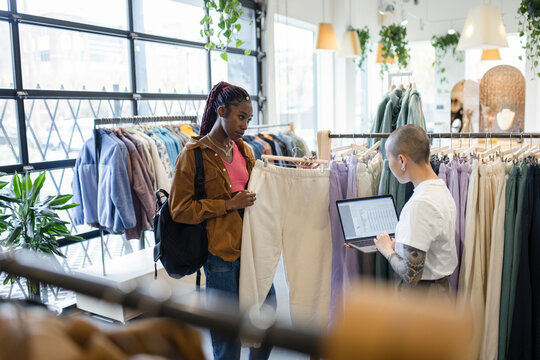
left=388, top=243, right=426, bottom=286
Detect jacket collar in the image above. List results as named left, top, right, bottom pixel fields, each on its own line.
left=185, top=136, right=252, bottom=158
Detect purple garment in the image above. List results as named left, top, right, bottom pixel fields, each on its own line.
left=345, top=155, right=360, bottom=283
left=459, top=160, right=472, bottom=258
left=329, top=160, right=350, bottom=325
left=446, top=161, right=461, bottom=294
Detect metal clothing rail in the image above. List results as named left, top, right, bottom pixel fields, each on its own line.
left=94, top=115, right=198, bottom=126
left=327, top=132, right=540, bottom=139
left=93, top=115, right=197, bottom=276
left=0, top=251, right=322, bottom=356
left=317, top=130, right=540, bottom=161
left=246, top=122, right=294, bottom=132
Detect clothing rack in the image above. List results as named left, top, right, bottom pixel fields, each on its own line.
left=317, top=130, right=540, bottom=161
left=0, top=250, right=322, bottom=356
left=94, top=115, right=198, bottom=276
left=246, top=122, right=294, bottom=132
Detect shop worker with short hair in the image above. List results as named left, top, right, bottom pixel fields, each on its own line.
left=373, top=124, right=458, bottom=297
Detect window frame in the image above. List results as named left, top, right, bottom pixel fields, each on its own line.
left=0, top=0, right=264, bottom=241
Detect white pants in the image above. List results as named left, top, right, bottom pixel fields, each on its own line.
left=240, top=161, right=332, bottom=328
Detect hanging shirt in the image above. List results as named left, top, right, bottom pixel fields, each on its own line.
left=222, top=141, right=249, bottom=193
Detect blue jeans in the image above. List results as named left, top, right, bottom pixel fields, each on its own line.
left=204, top=253, right=276, bottom=360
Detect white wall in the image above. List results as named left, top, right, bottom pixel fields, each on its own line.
left=263, top=0, right=539, bottom=132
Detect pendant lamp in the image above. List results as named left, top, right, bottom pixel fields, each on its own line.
left=340, top=0, right=360, bottom=57
left=457, top=4, right=508, bottom=50
left=340, top=29, right=361, bottom=57
left=481, top=49, right=501, bottom=60
left=316, top=0, right=340, bottom=51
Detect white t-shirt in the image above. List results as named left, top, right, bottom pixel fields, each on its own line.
left=395, top=179, right=457, bottom=280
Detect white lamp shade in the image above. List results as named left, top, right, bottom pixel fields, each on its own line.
left=316, top=23, right=341, bottom=51
left=457, top=4, right=508, bottom=50
left=340, top=30, right=361, bottom=57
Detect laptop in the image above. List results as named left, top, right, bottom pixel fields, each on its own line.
left=336, top=195, right=399, bottom=253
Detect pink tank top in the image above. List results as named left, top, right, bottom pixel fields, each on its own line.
left=222, top=141, right=249, bottom=193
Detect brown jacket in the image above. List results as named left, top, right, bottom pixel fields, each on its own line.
left=169, top=136, right=255, bottom=262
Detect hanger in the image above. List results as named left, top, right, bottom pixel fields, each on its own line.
left=363, top=141, right=381, bottom=157
left=331, top=142, right=368, bottom=154
left=261, top=154, right=329, bottom=169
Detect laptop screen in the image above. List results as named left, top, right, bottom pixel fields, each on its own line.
left=336, top=195, right=399, bottom=242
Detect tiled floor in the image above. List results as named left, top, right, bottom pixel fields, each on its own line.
left=0, top=233, right=311, bottom=359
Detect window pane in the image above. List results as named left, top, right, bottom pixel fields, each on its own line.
left=211, top=52, right=257, bottom=95
left=138, top=99, right=205, bottom=120
left=0, top=21, right=14, bottom=88
left=210, top=7, right=256, bottom=51
left=0, top=1, right=6, bottom=11
left=25, top=98, right=132, bottom=162
left=133, top=0, right=205, bottom=42
left=17, top=0, right=128, bottom=30
left=274, top=20, right=316, bottom=149
left=0, top=100, right=20, bottom=166
left=135, top=40, right=208, bottom=94
left=236, top=7, right=256, bottom=50
left=19, top=25, right=130, bottom=92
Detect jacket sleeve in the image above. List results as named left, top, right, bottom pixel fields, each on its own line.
left=169, top=149, right=227, bottom=225
left=407, top=92, right=425, bottom=129
left=108, top=145, right=137, bottom=233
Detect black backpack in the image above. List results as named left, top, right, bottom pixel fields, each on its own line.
left=153, top=147, right=208, bottom=288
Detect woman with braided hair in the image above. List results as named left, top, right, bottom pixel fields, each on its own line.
left=169, top=81, right=275, bottom=360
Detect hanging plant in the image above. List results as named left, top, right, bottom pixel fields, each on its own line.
left=200, top=0, right=252, bottom=61
left=431, top=32, right=464, bottom=84
left=352, top=26, right=371, bottom=70
left=378, top=24, right=410, bottom=75
left=517, top=0, right=540, bottom=78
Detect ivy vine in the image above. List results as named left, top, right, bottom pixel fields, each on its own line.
left=431, top=32, right=464, bottom=84
left=378, top=24, right=410, bottom=76
left=200, top=0, right=252, bottom=61
left=517, top=0, right=540, bottom=78
left=352, top=26, right=371, bottom=70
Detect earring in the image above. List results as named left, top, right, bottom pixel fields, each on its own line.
left=401, top=166, right=405, bottom=171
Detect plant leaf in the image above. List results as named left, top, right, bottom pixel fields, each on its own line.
left=12, top=172, right=21, bottom=198
left=5, top=225, right=22, bottom=245
left=48, top=194, right=73, bottom=207
left=244, top=49, right=251, bottom=56
left=220, top=52, right=228, bottom=61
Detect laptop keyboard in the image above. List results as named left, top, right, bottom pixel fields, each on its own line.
left=351, top=239, right=375, bottom=247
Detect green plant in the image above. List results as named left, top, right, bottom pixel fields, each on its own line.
left=353, top=26, right=371, bottom=70
left=200, top=0, right=252, bottom=61
left=378, top=23, right=410, bottom=75
left=431, top=32, right=464, bottom=84
left=518, top=0, right=540, bottom=78
left=0, top=172, right=82, bottom=289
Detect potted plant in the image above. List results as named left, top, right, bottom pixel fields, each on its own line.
left=378, top=23, right=410, bottom=76
left=431, top=32, right=464, bottom=84
left=200, top=0, right=253, bottom=61
left=518, top=0, right=540, bottom=77
left=0, top=172, right=82, bottom=302
left=354, top=26, right=371, bottom=70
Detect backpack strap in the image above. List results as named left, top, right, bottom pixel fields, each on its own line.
left=193, top=147, right=205, bottom=290
left=193, top=147, right=206, bottom=200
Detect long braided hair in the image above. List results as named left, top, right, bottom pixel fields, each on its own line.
left=200, top=81, right=251, bottom=136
